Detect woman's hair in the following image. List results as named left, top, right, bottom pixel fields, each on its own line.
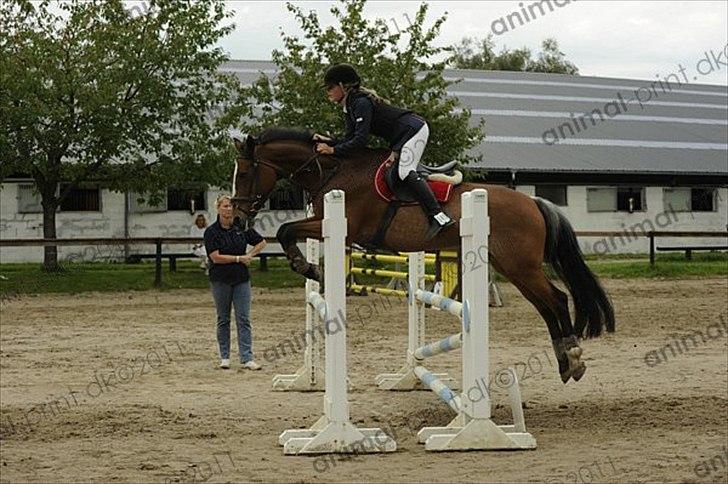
left=195, top=214, right=207, bottom=227
left=344, top=83, right=391, bottom=105
left=215, top=194, right=232, bottom=209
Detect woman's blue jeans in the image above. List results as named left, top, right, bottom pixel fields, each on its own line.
left=210, top=280, right=253, bottom=363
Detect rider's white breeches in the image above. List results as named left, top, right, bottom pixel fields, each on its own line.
left=398, top=123, right=429, bottom=180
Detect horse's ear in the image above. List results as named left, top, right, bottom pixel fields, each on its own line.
left=233, top=137, right=244, bottom=152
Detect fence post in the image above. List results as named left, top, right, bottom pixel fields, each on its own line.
left=649, top=232, right=655, bottom=266
left=155, top=239, right=162, bottom=287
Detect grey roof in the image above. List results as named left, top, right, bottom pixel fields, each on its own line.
left=221, top=60, right=728, bottom=177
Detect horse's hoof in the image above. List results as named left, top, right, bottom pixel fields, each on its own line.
left=565, top=347, right=584, bottom=382
left=558, top=358, right=573, bottom=383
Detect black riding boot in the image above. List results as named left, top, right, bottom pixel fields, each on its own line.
left=404, top=171, right=455, bottom=239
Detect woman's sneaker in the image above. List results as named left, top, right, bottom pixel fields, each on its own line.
left=242, top=360, right=261, bottom=370
left=219, top=359, right=230, bottom=369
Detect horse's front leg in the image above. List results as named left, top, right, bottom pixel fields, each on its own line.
left=276, top=217, right=323, bottom=282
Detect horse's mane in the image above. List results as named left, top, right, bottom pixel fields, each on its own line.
left=257, top=127, right=314, bottom=145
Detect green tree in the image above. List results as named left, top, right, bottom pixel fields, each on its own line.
left=528, top=38, right=579, bottom=74
left=225, top=0, right=485, bottom=168
left=449, top=35, right=578, bottom=75
left=0, top=0, right=239, bottom=270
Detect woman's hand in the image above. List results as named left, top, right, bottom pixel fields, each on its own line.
left=315, top=143, right=334, bottom=155
left=239, top=255, right=253, bottom=266
left=313, top=133, right=332, bottom=141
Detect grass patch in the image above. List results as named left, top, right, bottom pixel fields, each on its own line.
left=585, top=253, right=727, bottom=279
left=0, top=258, right=304, bottom=297
left=1, top=252, right=725, bottom=297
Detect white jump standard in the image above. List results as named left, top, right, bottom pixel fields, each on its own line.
left=272, top=239, right=325, bottom=391
left=386, top=189, right=537, bottom=452
left=278, top=190, right=396, bottom=455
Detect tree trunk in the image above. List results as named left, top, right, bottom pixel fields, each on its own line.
left=40, top=186, right=59, bottom=272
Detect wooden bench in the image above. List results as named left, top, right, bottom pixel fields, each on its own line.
left=656, top=245, right=728, bottom=260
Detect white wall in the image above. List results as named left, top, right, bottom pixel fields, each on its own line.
left=0, top=183, right=307, bottom=263
left=1, top=182, right=726, bottom=262
left=1, top=184, right=125, bottom=263
left=521, top=185, right=728, bottom=254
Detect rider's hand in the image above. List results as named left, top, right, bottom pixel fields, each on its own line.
left=240, top=255, right=253, bottom=266
left=315, top=143, right=334, bottom=155
left=313, top=133, right=332, bottom=141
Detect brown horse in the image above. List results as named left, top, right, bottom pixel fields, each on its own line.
left=231, top=127, right=615, bottom=383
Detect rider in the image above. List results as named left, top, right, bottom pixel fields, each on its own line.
left=314, top=63, right=454, bottom=239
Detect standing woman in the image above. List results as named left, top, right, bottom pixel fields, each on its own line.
left=204, top=195, right=267, bottom=370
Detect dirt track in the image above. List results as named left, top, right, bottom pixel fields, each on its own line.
left=1, top=277, right=727, bottom=483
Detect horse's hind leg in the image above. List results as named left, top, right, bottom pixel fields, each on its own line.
left=547, top=281, right=586, bottom=381
left=498, top=261, right=586, bottom=383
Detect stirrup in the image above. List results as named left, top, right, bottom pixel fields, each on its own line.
left=426, top=214, right=454, bottom=240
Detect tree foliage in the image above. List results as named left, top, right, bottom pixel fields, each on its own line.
left=449, top=35, right=579, bottom=75
left=0, top=0, right=240, bottom=268
left=225, top=0, right=485, bottom=166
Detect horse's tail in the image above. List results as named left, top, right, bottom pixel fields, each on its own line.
left=533, top=197, right=615, bottom=338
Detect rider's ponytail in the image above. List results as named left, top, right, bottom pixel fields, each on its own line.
left=346, top=85, right=391, bottom=105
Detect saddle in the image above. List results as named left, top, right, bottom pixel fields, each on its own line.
left=374, top=153, right=462, bottom=204
left=368, top=153, right=463, bottom=250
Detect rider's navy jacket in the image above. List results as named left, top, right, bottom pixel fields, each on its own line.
left=332, top=91, right=423, bottom=157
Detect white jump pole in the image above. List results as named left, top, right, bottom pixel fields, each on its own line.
left=272, top=239, right=325, bottom=391
left=278, top=190, right=396, bottom=455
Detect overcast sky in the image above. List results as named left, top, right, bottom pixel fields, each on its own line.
left=208, top=0, right=728, bottom=86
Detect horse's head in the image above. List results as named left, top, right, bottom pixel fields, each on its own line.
left=231, top=128, right=319, bottom=226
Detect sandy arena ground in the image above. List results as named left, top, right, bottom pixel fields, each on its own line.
left=1, top=277, right=727, bottom=483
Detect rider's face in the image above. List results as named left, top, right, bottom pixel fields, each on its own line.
left=326, top=83, right=345, bottom=103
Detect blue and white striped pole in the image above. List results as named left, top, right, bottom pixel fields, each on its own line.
left=413, top=333, right=462, bottom=360
left=414, top=366, right=462, bottom=413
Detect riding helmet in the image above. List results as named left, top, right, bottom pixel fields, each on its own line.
left=323, top=63, right=361, bottom=88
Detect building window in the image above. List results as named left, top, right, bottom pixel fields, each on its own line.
left=586, top=187, right=616, bottom=212
left=268, top=183, right=305, bottom=210
left=663, top=188, right=690, bottom=212
left=691, top=188, right=715, bottom=212
left=587, top=187, right=645, bottom=212
left=535, top=185, right=567, bottom=206
left=17, top=183, right=43, bottom=213
left=58, top=184, right=101, bottom=212
left=167, top=189, right=206, bottom=212
left=663, top=188, right=716, bottom=212
left=617, top=187, right=645, bottom=212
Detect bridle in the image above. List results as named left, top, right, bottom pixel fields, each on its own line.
left=231, top=141, right=325, bottom=218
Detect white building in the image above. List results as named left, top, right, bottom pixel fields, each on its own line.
left=1, top=60, right=726, bottom=262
